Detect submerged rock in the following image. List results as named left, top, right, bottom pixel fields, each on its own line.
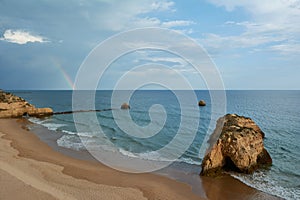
left=200, top=114, right=272, bottom=176
left=120, top=103, right=130, bottom=110
left=198, top=100, right=206, bottom=106
left=0, top=91, right=53, bottom=118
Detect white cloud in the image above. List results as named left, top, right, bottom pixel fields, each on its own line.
left=85, top=0, right=193, bottom=32
left=130, top=18, right=194, bottom=30
left=87, top=0, right=173, bottom=31
left=205, top=0, right=300, bottom=55
left=207, top=0, right=299, bottom=14
left=0, top=29, right=47, bottom=44
left=131, top=52, right=202, bottom=76
left=162, top=20, right=195, bottom=28
left=129, top=17, right=161, bottom=28
left=177, top=28, right=194, bottom=35
left=201, top=31, right=283, bottom=50
left=127, top=17, right=195, bottom=29
left=269, top=41, right=300, bottom=55
left=150, top=1, right=175, bottom=12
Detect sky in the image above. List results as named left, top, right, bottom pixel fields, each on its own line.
left=0, top=0, right=299, bottom=90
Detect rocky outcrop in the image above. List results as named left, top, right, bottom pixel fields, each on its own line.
left=201, top=114, right=272, bottom=176
left=0, top=90, right=53, bottom=118
left=198, top=100, right=206, bottom=106
left=121, top=103, right=130, bottom=110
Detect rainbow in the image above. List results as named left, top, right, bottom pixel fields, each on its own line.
left=52, top=58, right=75, bottom=90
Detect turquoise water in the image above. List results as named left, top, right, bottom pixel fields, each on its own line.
left=13, top=90, right=300, bottom=199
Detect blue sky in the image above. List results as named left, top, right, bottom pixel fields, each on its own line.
left=0, top=0, right=299, bottom=90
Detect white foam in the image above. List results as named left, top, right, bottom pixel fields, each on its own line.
left=30, top=117, right=203, bottom=166
left=30, top=119, right=97, bottom=138
left=77, top=132, right=97, bottom=138
left=116, top=149, right=201, bottom=167
left=28, top=117, right=43, bottom=125
left=41, top=123, right=66, bottom=131
left=118, top=148, right=170, bottom=162
left=57, top=135, right=85, bottom=151
left=119, top=148, right=138, bottom=158
left=231, top=171, right=300, bottom=200
left=178, top=157, right=202, bottom=166
left=61, top=130, right=77, bottom=135
left=61, top=130, right=99, bottom=139
left=29, top=117, right=66, bottom=131
left=59, top=138, right=201, bottom=166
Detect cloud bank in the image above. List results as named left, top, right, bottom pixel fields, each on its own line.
left=204, top=0, right=300, bottom=55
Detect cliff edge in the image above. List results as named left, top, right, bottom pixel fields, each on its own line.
left=0, top=90, right=53, bottom=118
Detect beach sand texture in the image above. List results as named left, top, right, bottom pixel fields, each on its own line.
left=0, top=119, right=279, bottom=200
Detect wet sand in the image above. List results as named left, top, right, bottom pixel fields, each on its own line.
left=0, top=118, right=280, bottom=199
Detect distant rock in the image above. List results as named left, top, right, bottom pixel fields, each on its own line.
left=200, top=114, right=272, bottom=176
left=0, top=90, right=53, bottom=118
left=198, top=100, right=206, bottom=106
left=121, top=103, right=130, bottom=110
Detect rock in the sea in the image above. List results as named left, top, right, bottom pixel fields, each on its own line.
left=121, top=103, right=130, bottom=110
left=0, top=91, right=53, bottom=118
left=198, top=100, right=206, bottom=106
left=200, top=114, right=272, bottom=176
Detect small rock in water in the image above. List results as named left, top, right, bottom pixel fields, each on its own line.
left=198, top=100, right=206, bottom=106
left=121, top=103, right=130, bottom=109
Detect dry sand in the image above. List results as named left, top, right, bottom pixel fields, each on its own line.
left=0, top=118, right=279, bottom=200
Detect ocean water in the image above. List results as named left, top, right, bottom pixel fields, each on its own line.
left=13, top=90, right=300, bottom=199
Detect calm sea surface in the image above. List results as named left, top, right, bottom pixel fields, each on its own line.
left=12, top=90, right=300, bottom=199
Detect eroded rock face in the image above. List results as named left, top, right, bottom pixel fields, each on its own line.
left=0, top=91, right=53, bottom=118
left=201, top=114, right=272, bottom=176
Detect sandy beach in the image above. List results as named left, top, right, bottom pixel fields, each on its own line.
left=0, top=118, right=279, bottom=200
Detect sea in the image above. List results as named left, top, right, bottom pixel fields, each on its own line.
left=12, top=90, right=300, bottom=199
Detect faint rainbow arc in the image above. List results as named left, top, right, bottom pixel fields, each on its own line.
left=52, top=60, right=76, bottom=90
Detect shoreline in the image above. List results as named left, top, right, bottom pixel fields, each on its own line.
left=0, top=118, right=280, bottom=199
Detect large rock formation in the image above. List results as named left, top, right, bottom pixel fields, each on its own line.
left=0, top=90, right=53, bottom=118
left=201, top=114, right=272, bottom=176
